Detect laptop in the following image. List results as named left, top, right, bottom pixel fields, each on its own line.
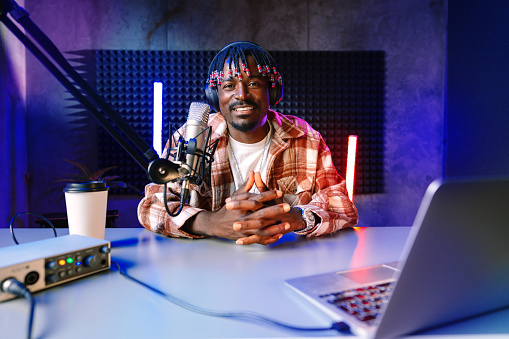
left=285, top=177, right=509, bottom=338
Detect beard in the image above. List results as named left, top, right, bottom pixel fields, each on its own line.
left=229, top=118, right=261, bottom=132
left=227, top=100, right=264, bottom=132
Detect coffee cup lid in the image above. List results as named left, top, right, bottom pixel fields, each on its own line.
left=63, top=181, right=109, bottom=193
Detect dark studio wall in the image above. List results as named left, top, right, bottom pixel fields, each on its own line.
left=1, top=0, right=446, bottom=228
left=446, top=1, right=509, bottom=176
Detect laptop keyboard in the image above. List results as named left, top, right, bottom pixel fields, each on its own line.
left=319, top=282, right=393, bottom=325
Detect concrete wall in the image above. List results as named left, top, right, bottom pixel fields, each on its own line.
left=2, top=0, right=446, bottom=227
left=1, top=0, right=29, bottom=227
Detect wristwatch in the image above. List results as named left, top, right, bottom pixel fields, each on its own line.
left=295, top=206, right=316, bottom=233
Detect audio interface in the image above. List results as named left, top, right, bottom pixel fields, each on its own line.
left=0, top=235, right=110, bottom=302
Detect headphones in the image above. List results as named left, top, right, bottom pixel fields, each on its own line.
left=204, top=42, right=284, bottom=112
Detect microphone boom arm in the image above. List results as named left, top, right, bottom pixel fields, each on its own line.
left=1, top=0, right=214, bottom=215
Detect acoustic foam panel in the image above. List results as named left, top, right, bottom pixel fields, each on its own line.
left=73, top=50, right=385, bottom=195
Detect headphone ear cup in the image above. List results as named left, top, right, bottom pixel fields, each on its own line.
left=204, top=84, right=220, bottom=112
left=269, top=80, right=284, bottom=106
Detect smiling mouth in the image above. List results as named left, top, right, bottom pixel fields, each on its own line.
left=232, top=106, right=256, bottom=116
left=233, top=106, right=254, bottom=112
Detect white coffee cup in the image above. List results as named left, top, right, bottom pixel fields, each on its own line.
left=64, top=181, right=109, bottom=240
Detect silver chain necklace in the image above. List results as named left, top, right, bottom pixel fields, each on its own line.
left=228, top=124, right=272, bottom=186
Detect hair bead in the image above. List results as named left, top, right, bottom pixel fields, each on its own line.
left=206, top=42, right=282, bottom=89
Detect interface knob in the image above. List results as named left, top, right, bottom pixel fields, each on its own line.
left=100, top=246, right=111, bottom=254
left=46, top=274, right=58, bottom=284
left=84, top=255, right=99, bottom=268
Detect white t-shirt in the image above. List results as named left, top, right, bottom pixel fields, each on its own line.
left=227, top=122, right=273, bottom=193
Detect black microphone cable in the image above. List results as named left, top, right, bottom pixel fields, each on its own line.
left=9, top=212, right=57, bottom=245
left=110, top=261, right=351, bottom=335
left=1, top=278, right=35, bottom=339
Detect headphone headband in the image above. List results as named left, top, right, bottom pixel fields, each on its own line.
left=204, top=42, right=284, bottom=112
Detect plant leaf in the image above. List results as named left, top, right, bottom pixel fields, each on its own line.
left=90, top=166, right=118, bottom=180
left=100, top=175, right=121, bottom=182
left=64, top=159, right=92, bottom=178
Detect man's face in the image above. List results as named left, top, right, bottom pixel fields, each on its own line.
left=217, top=55, right=270, bottom=133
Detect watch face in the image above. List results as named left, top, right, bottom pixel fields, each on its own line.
left=304, top=209, right=315, bottom=225
left=308, top=211, right=315, bottom=223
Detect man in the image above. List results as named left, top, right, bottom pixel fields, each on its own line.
left=138, top=41, right=358, bottom=245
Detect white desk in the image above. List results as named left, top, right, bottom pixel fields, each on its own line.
left=1, top=227, right=509, bottom=338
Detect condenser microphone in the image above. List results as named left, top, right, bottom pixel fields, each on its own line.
left=179, top=102, right=211, bottom=179
left=178, top=102, right=211, bottom=203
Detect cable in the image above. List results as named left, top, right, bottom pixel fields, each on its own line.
left=1, top=278, right=35, bottom=339
left=9, top=212, right=58, bottom=245
left=110, top=261, right=351, bottom=334
left=163, top=183, right=185, bottom=217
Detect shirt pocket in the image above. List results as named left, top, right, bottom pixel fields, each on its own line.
left=277, top=176, right=313, bottom=206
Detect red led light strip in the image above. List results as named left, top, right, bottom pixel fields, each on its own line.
left=346, top=135, right=358, bottom=201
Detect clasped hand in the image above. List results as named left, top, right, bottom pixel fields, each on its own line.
left=223, top=171, right=303, bottom=245
left=185, top=172, right=304, bottom=245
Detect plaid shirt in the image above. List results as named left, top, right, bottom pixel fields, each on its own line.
left=138, top=109, right=358, bottom=238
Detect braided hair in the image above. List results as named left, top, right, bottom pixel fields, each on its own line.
left=206, top=41, right=283, bottom=89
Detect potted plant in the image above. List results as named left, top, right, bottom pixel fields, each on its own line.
left=54, top=159, right=128, bottom=198
left=37, top=159, right=134, bottom=228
